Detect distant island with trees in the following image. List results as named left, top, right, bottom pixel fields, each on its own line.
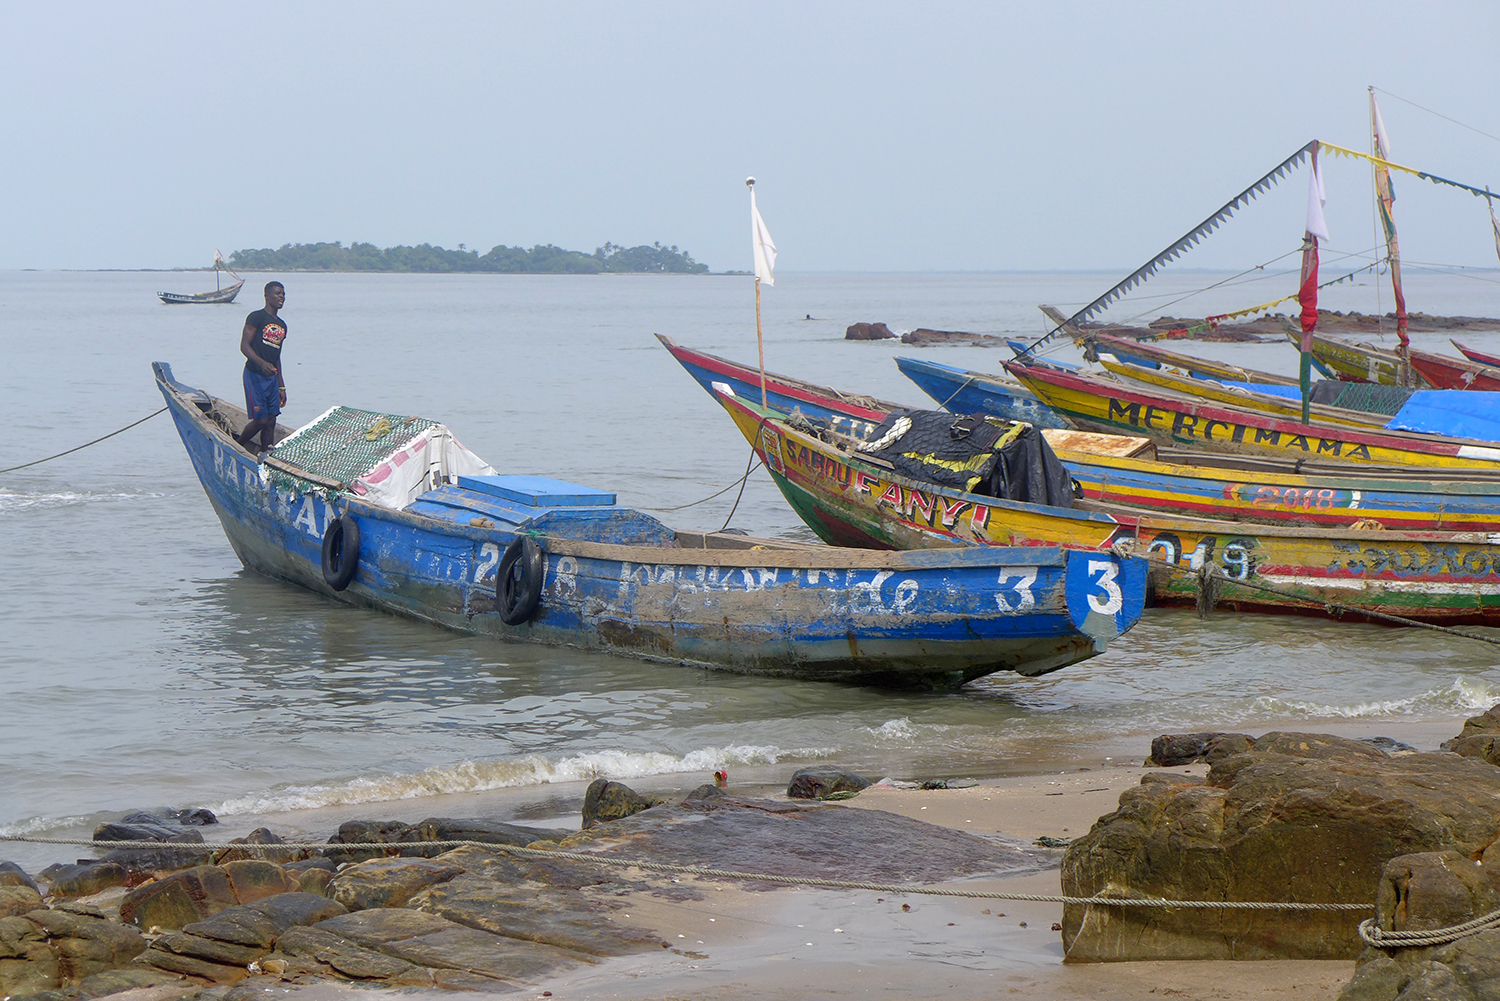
left=227, top=241, right=711, bottom=275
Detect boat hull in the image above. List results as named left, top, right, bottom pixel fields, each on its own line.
left=158, top=281, right=245, bottom=305
left=715, top=391, right=1500, bottom=626
left=1007, top=361, right=1500, bottom=472
left=156, top=363, right=1144, bottom=686
left=1409, top=349, right=1500, bottom=392
left=894, top=356, right=1069, bottom=427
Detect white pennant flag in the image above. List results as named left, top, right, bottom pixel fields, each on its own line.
left=1305, top=150, right=1330, bottom=241
left=749, top=183, right=777, bottom=286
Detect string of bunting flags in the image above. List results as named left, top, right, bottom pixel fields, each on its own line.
left=1018, top=138, right=1498, bottom=356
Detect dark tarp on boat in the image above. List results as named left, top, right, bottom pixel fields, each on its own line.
left=856, top=410, right=1076, bottom=508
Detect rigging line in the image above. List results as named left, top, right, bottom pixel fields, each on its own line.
left=0, top=408, right=169, bottom=475
left=718, top=422, right=767, bottom=531
left=1372, top=87, right=1500, bottom=146
left=1112, top=251, right=1376, bottom=328
left=639, top=459, right=765, bottom=513
left=1016, top=141, right=1319, bottom=355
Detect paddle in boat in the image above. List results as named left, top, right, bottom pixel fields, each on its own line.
left=154, top=362, right=1148, bottom=687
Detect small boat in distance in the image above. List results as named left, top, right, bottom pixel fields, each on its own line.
left=154, top=361, right=1148, bottom=687
left=158, top=253, right=245, bottom=304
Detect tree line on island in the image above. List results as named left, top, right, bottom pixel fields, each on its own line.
left=228, top=241, right=711, bottom=274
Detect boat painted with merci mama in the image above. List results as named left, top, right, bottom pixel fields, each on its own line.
left=155, top=361, right=1147, bottom=687
left=661, top=336, right=1500, bottom=532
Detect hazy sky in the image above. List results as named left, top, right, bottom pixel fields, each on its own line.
left=5, top=1, right=1499, bottom=273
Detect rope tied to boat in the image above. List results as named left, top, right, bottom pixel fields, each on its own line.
left=0, top=835, right=1369, bottom=911
left=0, top=408, right=169, bottom=475
left=1149, top=558, right=1500, bottom=648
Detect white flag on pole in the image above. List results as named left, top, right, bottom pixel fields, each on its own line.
left=1305, top=149, right=1330, bottom=241
left=750, top=185, right=777, bottom=287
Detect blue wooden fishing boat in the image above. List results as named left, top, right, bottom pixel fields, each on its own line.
left=894, top=355, right=1070, bottom=428
left=155, top=362, right=1148, bottom=687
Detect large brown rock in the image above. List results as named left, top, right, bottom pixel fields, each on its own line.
left=119, top=866, right=238, bottom=930
left=581, top=779, right=664, bottom=829
left=0, top=915, right=55, bottom=997
left=181, top=892, right=347, bottom=949
left=844, top=321, right=895, bottom=341
left=1443, top=705, right=1500, bottom=749
left=47, top=863, right=129, bottom=899
left=220, top=860, right=299, bottom=904
left=786, top=766, right=871, bottom=800
left=24, top=908, right=147, bottom=983
left=1062, top=732, right=1500, bottom=962
left=270, top=925, right=428, bottom=982
left=327, top=858, right=464, bottom=911
left=0, top=886, right=44, bottom=918
left=315, top=908, right=584, bottom=984
left=410, top=872, right=661, bottom=955
left=1339, top=851, right=1500, bottom=1001
left=1146, top=732, right=1254, bottom=766
left=0, top=863, right=39, bottom=894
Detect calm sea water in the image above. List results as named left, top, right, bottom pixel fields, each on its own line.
left=4, top=266, right=1500, bottom=871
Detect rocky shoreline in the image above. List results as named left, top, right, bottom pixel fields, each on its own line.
left=844, top=310, right=1500, bottom=347
left=11, top=712, right=1500, bottom=1000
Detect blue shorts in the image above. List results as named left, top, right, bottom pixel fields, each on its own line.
left=243, top=367, right=282, bottom=420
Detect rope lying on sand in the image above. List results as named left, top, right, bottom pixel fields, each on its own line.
left=1112, top=540, right=1500, bottom=649
left=0, top=408, right=169, bottom=475
left=0, top=835, right=1369, bottom=911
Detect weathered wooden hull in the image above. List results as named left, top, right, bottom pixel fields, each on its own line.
left=1096, top=357, right=1387, bottom=429
left=157, top=281, right=245, bottom=305
left=1006, top=361, right=1500, bottom=471
left=1409, top=349, right=1500, bottom=391
left=1454, top=341, right=1500, bottom=370
left=660, top=337, right=1500, bottom=531
left=156, top=362, right=1147, bottom=686
left=1083, top=333, right=1298, bottom=386
left=1303, top=332, right=1427, bottom=387
left=714, top=390, right=1500, bottom=625
left=893, top=356, right=1069, bottom=428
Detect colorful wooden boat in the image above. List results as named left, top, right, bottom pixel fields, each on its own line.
left=1453, top=341, right=1500, bottom=370
left=1094, top=355, right=1389, bottom=429
left=892, top=356, right=1069, bottom=428
left=1301, top=331, right=1429, bottom=387
left=155, top=362, right=1148, bottom=686
left=1407, top=349, right=1500, bottom=392
left=1082, top=332, right=1299, bottom=386
left=660, top=336, right=1500, bottom=531
left=711, top=388, right=1500, bottom=625
left=1006, top=360, right=1500, bottom=471
left=657, top=334, right=893, bottom=439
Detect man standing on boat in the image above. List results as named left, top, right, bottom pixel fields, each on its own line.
left=235, top=281, right=287, bottom=452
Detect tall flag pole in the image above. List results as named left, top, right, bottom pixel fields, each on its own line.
left=1299, top=141, right=1328, bottom=425
left=747, top=177, right=777, bottom=409
left=1369, top=87, right=1410, bottom=383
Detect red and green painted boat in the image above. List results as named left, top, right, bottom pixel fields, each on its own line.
left=711, top=388, right=1500, bottom=625
left=1005, top=358, right=1500, bottom=472
left=1301, top=332, right=1429, bottom=387
left=661, top=336, right=1500, bottom=532
left=1407, top=348, right=1500, bottom=392
left=1454, top=341, right=1500, bottom=370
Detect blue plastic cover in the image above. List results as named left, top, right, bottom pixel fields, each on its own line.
left=1214, top=381, right=1302, bottom=399
left=1385, top=391, right=1500, bottom=442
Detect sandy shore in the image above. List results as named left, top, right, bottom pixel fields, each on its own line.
left=30, top=720, right=1442, bottom=999
left=512, top=762, right=1354, bottom=1000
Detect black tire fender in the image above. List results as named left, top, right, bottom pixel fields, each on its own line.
left=497, top=536, right=545, bottom=626
left=321, top=515, right=360, bottom=591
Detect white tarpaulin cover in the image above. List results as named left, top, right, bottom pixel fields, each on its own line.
left=349, top=424, right=497, bottom=509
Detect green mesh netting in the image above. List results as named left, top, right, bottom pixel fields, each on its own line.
left=1328, top=382, right=1415, bottom=417
left=268, top=406, right=440, bottom=488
